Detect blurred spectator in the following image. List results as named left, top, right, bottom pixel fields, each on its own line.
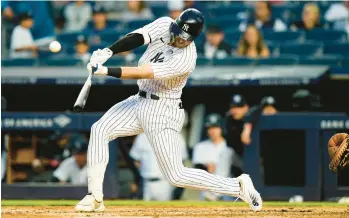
left=118, top=51, right=137, bottom=64
left=74, top=36, right=91, bottom=64
left=64, top=0, right=92, bottom=32
left=291, top=3, right=323, bottom=31
left=184, top=0, right=202, bottom=11
left=193, top=113, right=234, bottom=201
left=240, top=1, right=287, bottom=32
left=260, top=96, right=278, bottom=115
left=55, top=16, right=66, bottom=34
left=121, top=0, right=154, bottom=22
left=84, top=6, right=109, bottom=45
left=2, top=1, right=55, bottom=44
left=225, top=94, right=249, bottom=177
left=9, top=12, right=37, bottom=59
left=130, top=133, right=188, bottom=201
left=168, top=0, right=184, bottom=19
left=52, top=136, right=88, bottom=185
left=236, top=25, right=270, bottom=58
left=2, top=3, right=15, bottom=20
left=325, top=1, right=349, bottom=33
left=198, top=25, right=233, bottom=59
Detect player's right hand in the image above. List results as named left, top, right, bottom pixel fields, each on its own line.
left=87, top=62, right=108, bottom=76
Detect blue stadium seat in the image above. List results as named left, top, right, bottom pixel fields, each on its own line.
left=298, top=55, right=341, bottom=66
left=89, top=44, right=108, bottom=53
left=263, top=31, right=303, bottom=43
left=207, top=5, right=247, bottom=18
left=206, top=17, right=241, bottom=30
left=197, top=57, right=213, bottom=66
left=213, top=57, right=255, bottom=66
left=104, top=57, right=126, bottom=66
left=2, top=58, right=37, bottom=67
left=225, top=31, right=242, bottom=43
left=42, top=58, right=82, bottom=66
left=280, top=42, right=322, bottom=56
left=255, top=56, right=299, bottom=65
left=126, top=20, right=152, bottom=30
left=57, top=32, right=82, bottom=44
left=151, top=5, right=168, bottom=18
left=305, top=30, right=348, bottom=43
left=100, top=31, right=127, bottom=43
left=324, top=43, right=349, bottom=56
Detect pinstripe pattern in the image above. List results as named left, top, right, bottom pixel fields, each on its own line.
left=134, top=17, right=196, bottom=99
left=87, top=17, right=241, bottom=198
left=88, top=96, right=240, bottom=197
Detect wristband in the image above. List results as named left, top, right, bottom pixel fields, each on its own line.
left=107, top=67, right=122, bottom=78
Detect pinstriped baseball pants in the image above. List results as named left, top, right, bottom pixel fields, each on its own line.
left=88, top=94, right=241, bottom=196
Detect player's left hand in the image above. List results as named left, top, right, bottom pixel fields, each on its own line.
left=90, top=48, right=113, bottom=65
left=87, top=62, right=108, bottom=76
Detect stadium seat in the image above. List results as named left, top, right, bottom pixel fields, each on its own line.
left=57, top=32, right=83, bottom=44
left=126, top=20, right=152, bottom=30
left=197, top=57, right=213, bottom=66
left=213, top=57, right=255, bottom=66
left=305, top=30, right=348, bottom=43
left=41, top=58, right=82, bottom=66
left=280, top=42, right=322, bottom=56
left=263, top=31, right=303, bottom=43
left=89, top=44, right=109, bottom=53
left=206, top=5, right=247, bottom=18
left=225, top=31, right=243, bottom=43
left=255, top=56, right=299, bottom=65
left=298, top=55, right=341, bottom=66
left=100, top=31, right=128, bottom=43
left=324, top=43, right=349, bottom=56
left=151, top=5, right=168, bottom=18
left=2, top=58, right=37, bottom=67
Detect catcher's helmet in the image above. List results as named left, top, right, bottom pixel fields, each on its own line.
left=170, top=8, right=204, bottom=42
left=204, top=113, right=222, bottom=128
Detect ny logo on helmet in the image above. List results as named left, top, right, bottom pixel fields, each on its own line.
left=182, top=24, right=189, bottom=31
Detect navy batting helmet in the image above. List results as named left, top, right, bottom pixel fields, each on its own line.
left=204, top=113, right=222, bottom=128
left=170, top=8, right=204, bottom=42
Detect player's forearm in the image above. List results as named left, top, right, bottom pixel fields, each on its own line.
left=106, top=65, right=154, bottom=79
left=108, top=33, right=144, bottom=55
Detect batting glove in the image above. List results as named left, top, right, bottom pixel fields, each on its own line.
left=87, top=62, right=108, bottom=76
left=90, top=48, right=113, bottom=65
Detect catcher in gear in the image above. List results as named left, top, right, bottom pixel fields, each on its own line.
left=328, top=133, right=349, bottom=173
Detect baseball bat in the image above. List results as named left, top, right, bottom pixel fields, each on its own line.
left=73, top=66, right=97, bottom=112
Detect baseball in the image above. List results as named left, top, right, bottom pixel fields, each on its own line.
left=49, top=40, right=61, bottom=53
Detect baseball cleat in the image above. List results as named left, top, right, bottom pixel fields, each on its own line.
left=236, top=174, right=262, bottom=211
left=75, top=194, right=105, bottom=212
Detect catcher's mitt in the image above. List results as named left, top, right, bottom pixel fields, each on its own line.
left=328, top=133, right=349, bottom=173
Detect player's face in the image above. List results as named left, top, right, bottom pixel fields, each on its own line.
left=171, top=36, right=192, bottom=48
left=230, top=105, right=248, bottom=120
left=74, top=153, right=87, bottom=168
left=207, top=126, right=222, bottom=140
left=263, top=105, right=278, bottom=115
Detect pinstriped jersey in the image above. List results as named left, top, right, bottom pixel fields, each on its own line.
left=131, top=17, right=197, bottom=99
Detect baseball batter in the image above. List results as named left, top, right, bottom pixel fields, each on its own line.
left=75, top=9, right=262, bottom=212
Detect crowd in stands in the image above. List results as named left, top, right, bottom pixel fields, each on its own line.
left=1, top=0, right=349, bottom=67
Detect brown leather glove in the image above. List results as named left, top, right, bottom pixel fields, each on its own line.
left=328, top=133, right=349, bottom=173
